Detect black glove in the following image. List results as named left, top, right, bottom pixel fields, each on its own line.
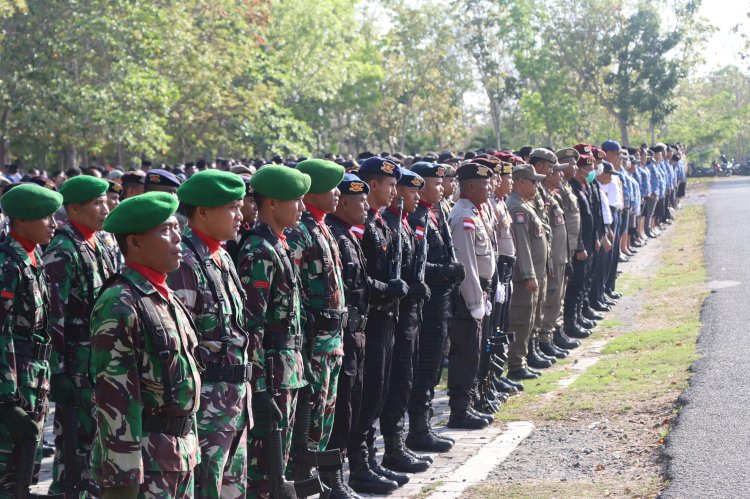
left=0, top=403, right=38, bottom=441
left=49, top=373, right=79, bottom=408
left=385, top=278, right=409, bottom=298
left=252, top=391, right=283, bottom=422
left=445, top=262, right=466, bottom=283
left=408, top=282, right=431, bottom=301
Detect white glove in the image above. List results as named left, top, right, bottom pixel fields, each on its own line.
left=485, top=299, right=492, bottom=316
left=495, top=283, right=506, bottom=304
left=470, top=307, right=485, bottom=320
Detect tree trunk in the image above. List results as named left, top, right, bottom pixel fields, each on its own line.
left=618, top=118, right=630, bottom=147
left=65, top=143, right=77, bottom=169
left=117, top=142, right=124, bottom=168
left=650, top=121, right=655, bottom=147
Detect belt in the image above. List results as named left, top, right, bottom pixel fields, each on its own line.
left=14, top=340, right=52, bottom=361
left=142, top=413, right=193, bottom=437
left=498, top=254, right=516, bottom=266
left=312, top=309, right=349, bottom=331
left=479, top=278, right=492, bottom=292
left=202, top=363, right=252, bottom=383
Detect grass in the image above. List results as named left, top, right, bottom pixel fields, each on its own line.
left=462, top=204, right=708, bottom=498
left=412, top=481, right=445, bottom=499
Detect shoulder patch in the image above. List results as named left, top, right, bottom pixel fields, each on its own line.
left=462, top=218, right=475, bottom=231
left=514, top=211, right=527, bottom=224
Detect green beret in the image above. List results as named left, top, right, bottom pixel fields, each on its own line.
left=1, top=183, right=63, bottom=220
left=103, top=192, right=179, bottom=234
left=295, top=159, right=345, bottom=194
left=59, top=176, right=109, bottom=204
left=250, top=165, right=311, bottom=201
left=177, top=169, right=245, bottom=207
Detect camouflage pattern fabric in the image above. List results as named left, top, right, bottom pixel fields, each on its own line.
left=237, top=222, right=306, bottom=495
left=246, top=388, right=297, bottom=499
left=287, top=212, right=345, bottom=449
left=43, top=222, right=117, bottom=493
left=168, top=227, right=250, bottom=499
left=138, top=470, right=194, bottom=498
left=89, top=266, right=201, bottom=492
left=0, top=238, right=50, bottom=493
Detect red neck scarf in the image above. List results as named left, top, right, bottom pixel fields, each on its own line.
left=192, top=227, right=222, bottom=267
left=127, top=262, right=171, bottom=300
left=9, top=230, right=37, bottom=266
left=305, top=204, right=327, bottom=223
left=418, top=200, right=434, bottom=209
left=70, top=219, right=97, bottom=247
left=386, top=206, right=408, bottom=221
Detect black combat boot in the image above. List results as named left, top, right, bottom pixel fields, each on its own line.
left=382, top=435, right=431, bottom=473
left=468, top=405, right=494, bottom=424
left=533, top=333, right=557, bottom=362
left=564, top=317, right=591, bottom=339
left=527, top=338, right=553, bottom=368
left=348, top=450, right=399, bottom=495
left=406, top=412, right=453, bottom=453
left=539, top=340, right=568, bottom=359
left=447, top=407, right=489, bottom=429
left=427, top=407, right=455, bottom=444
left=367, top=446, right=409, bottom=486
left=583, top=306, right=604, bottom=321
left=320, top=464, right=362, bottom=498
left=554, top=327, right=581, bottom=349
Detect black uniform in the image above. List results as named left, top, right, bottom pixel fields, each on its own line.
left=326, top=214, right=369, bottom=458
left=564, top=177, right=595, bottom=321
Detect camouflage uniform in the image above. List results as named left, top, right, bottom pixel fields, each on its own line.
left=167, top=227, right=251, bottom=499
left=0, top=237, right=51, bottom=495
left=237, top=222, right=306, bottom=498
left=89, top=266, right=202, bottom=497
left=287, top=210, right=346, bottom=451
left=43, top=222, right=118, bottom=494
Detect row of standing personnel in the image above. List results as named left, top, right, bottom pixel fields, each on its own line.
left=0, top=139, right=685, bottom=498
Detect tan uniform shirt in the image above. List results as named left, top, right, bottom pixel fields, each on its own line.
left=559, top=180, right=582, bottom=254
left=505, top=191, right=549, bottom=281
left=492, top=195, right=516, bottom=257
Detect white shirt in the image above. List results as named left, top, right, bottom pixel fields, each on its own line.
left=597, top=181, right=613, bottom=224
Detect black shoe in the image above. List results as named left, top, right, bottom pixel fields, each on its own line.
left=406, top=426, right=453, bottom=453
left=540, top=341, right=568, bottom=359
left=402, top=445, right=433, bottom=464
left=321, top=466, right=361, bottom=498
left=492, top=374, right=519, bottom=394
left=527, top=348, right=553, bottom=369
left=426, top=408, right=455, bottom=444
left=447, top=408, right=489, bottom=429
left=367, top=447, right=409, bottom=486
left=554, top=328, right=580, bottom=350
left=507, top=368, right=540, bottom=380
left=349, top=453, right=400, bottom=494
left=534, top=333, right=557, bottom=362
left=583, top=307, right=604, bottom=320
left=496, top=374, right=523, bottom=392
left=382, top=436, right=430, bottom=473
left=602, top=295, right=617, bottom=306
left=578, top=316, right=597, bottom=329
left=42, top=440, right=55, bottom=458
left=527, top=366, right=542, bottom=375
left=468, top=406, right=494, bottom=424
left=591, top=301, right=611, bottom=312
left=608, top=291, right=623, bottom=299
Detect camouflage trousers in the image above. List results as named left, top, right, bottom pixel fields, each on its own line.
left=137, top=470, right=194, bottom=498
left=49, top=380, right=97, bottom=495
left=308, top=353, right=342, bottom=450
left=246, top=388, right=298, bottom=499
left=195, top=426, right=247, bottom=499
left=0, top=358, right=49, bottom=496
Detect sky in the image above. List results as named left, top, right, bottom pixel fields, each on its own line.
left=697, top=0, right=749, bottom=73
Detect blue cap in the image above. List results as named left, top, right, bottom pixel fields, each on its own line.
left=338, top=173, right=370, bottom=195
left=145, top=168, right=182, bottom=187
left=397, top=169, right=425, bottom=190
left=411, top=161, right=447, bottom=178
left=357, top=156, right=402, bottom=180
left=601, top=140, right=622, bottom=152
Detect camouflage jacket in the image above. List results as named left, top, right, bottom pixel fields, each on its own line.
left=287, top=211, right=346, bottom=357
left=89, top=266, right=202, bottom=487
left=0, top=237, right=50, bottom=410
left=43, top=222, right=118, bottom=377
left=167, top=226, right=250, bottom=431
left=237, top=222, right=306, bottom=393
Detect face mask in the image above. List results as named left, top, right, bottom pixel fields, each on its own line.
left=596, top=163, right=604, bottom=175
left=586, top=171, right=596, bottom=184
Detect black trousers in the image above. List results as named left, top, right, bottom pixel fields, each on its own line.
left=351, top=309, right=396, bottom=454
left=448, top=295, right=481, bottom=411
left=380, top=299, right=422, bottom=437
left=408, top=290, right=451, bottom=418
left=564, top=256, right=588, bottom=318
left=329, top=330, right=365, bottom=457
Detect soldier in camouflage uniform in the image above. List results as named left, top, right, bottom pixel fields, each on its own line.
left=167, top=170, right=251, bottom=499
left=286, top=160, right=348, bottom=492
left=237, top=165, right=311, bottom=498
left=90, top=192, right=202, bottom=498
left=43, top=175, right=115, bottom=495
left=0, top=184, right=61, bottom=496
left=225, top=175, right=256, bottom=263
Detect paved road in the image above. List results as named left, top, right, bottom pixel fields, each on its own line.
left=664, top=177, right=750, bottom=498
